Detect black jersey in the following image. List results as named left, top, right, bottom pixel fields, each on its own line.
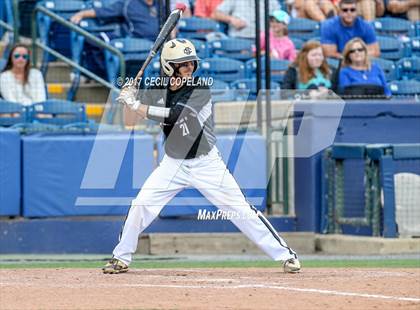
left=140, top=77, right=216, bottom=159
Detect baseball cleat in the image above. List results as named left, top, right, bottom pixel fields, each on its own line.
left=102, top=258, right=128, bottom=274
left=283, top=258, right=301, bottom=273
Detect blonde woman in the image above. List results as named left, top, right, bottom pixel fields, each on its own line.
left=339, top=38, right=391, bottom=97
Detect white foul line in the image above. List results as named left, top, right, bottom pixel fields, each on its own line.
left=118, top=283, right=420, bottom=303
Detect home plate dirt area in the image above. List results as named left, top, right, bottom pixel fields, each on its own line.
left=1, top=268, right=419, bottom=309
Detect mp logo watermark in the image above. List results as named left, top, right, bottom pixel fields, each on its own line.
left=75, top=89, right=345, bottom=207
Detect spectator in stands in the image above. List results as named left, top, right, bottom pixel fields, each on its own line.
left=212, top=0, right=281, bottom=39
left=321, top=0, right=380, bottom=59
left=302, top=0, right=338, bottom=22
left=283, top=41, right=337, bottom=96
left=0, top=44, right=46, bottom=105
left=285, top=0, right=306, bottom=18
left=174, top=0, right=192, bottom=17
left=71, top=0, right=174, bottom=80
left=195, top=0, right=223, bottom=18
left=70, top=0, right=162, bottom=40
left=260, top=10, right=296, bottom=61
left=386, top=0, right=419, bottom=21
left=304, top=0, right=385, bottom=21
left=358, top=0, right=385, bottom=21
left=338, top=38, right=391, bottom=97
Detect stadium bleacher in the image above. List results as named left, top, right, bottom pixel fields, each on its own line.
left=371, top=57, right=398, bottom=81
left=245, top=57, right=290, bottom=84
left=389, top=80, right=420, bottom=97
left=397, top=57, right=420, bottom=81
left=231, top=78, right=281, bottom=100
left=0, top=1, right=418, bottom=123
left=104, top=37, right=154, bottom=84
left=0, top=100, right=28, bottom=127
left=209, top=38, right=255, bottom=61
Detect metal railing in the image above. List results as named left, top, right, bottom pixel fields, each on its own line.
left=31, top=4, right=125, bottom=92
left=324, top=145, right=382, bottom=236
left=267, top=124, right=290, bottom=214
left=0, top=0, right=16, bottom=38
left=0, top=20, right=13, bottom=32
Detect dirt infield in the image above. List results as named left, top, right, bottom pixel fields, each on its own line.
left=1, top=268, right=419, bottom=309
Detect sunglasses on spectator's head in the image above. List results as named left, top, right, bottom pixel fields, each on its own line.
left=13, top=53, right=29, bottom=60
left=349, top=48, right=365, bottom=54
left=342, top=8, right=357, bottom=13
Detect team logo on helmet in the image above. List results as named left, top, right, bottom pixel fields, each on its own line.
left=184, top=47, right=192, bottom=55
left=170, top=41, right=176, bottom=48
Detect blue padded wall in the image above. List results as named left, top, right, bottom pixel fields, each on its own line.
left=158, top=133, right=267, bottom=217
left=22, top=132, right=154, bottom=217
left=0, top=129, right=21, bottom=216
left=294, top=101, right=420, bottom=233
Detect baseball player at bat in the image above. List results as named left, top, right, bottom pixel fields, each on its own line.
left=102, top=39, right=301, bottom=274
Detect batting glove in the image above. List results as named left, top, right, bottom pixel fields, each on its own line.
left=117, top=86, right=141, bottom=111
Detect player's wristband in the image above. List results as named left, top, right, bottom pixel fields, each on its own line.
left=147, top=106, right=170, bottom=118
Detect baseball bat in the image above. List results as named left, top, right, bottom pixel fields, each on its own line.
left=124, top=4, right=186, bottom=89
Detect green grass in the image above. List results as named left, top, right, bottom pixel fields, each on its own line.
left=1, top=259, right=419, bottom=269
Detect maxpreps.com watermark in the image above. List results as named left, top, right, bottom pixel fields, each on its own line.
left=197, top=209, right=256, bottom=221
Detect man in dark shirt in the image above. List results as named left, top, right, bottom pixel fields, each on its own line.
left=71, top=0, right=161, bottom=40
left=70, top=0, right=163, bottom=79
left=102, top=38, right=301, bottom=275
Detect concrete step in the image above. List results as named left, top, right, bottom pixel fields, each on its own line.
left=136, top=233, right=420, bottom=256
left=137, top=232, right=316, bottom=256
left=45, top=62, right=73, bottom=83
left=316, top=234, right=420, bottom=255
left=47, top=82, right=110, bottom=103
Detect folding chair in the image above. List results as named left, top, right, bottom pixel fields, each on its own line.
left=389, top=80, right=420, bottom=97
left=377, top=35, right=405, bottom=61
left=288, top=18, right=320, bottom=41
left=397, top=57, right=420, bottom=81
left=373, top=17, right=415, bottom=38
left=0, top=100, right=28, bottom=127
left=28, top=99, right=88, bottom=126
left=290, top=37, right=304, bottom=50
left=209, top=38, right=255, bottom=61
left=371, top=57, right=398, bottom=81
left=231, top=78, right=281, bottom=101
left=200, top=57, right=246, bottom=83
left=104, top=37, right=154, bottom=84
left=245, top=57, right=291, bottom=84
left=178, top=17, right=222, bottom=41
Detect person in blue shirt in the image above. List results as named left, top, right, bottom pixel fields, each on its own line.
left=71, top=0, right=162, bottom=40
left=70, top=0, right=165, bottom=80
left=321, top=0, right=380, bottom=60
left=338, top=38, right=391, bottom=98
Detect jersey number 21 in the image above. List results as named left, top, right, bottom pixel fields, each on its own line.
left=180, top=123, right=190, bottom=136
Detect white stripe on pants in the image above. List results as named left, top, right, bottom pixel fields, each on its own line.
left=113, top=147, right=297, bottom=265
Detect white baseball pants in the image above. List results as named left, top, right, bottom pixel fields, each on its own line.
left=113, top=147, right=297, bottom=265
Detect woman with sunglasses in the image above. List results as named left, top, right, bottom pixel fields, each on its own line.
left=339, top=38, right=391, bottom=98
left=0, top=44, right=46, bottom=105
